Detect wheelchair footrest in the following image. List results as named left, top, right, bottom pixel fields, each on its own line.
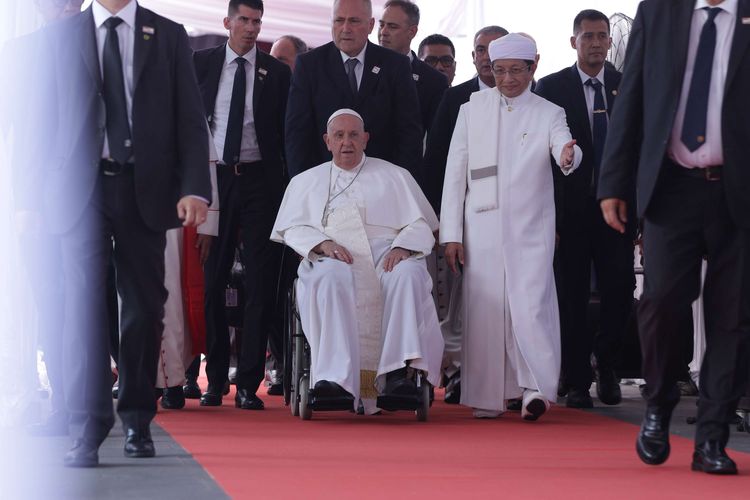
left=376, top=393, right=423, bottom=411
left=310, top=394, right=355, bottom=411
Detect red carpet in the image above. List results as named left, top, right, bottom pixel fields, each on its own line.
left=157, top=377, right=750, bottom=499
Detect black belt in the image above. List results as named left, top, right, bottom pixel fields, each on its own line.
left=221, top=160, right=262, bottom=176
left=665, top=159, right=722, bottom=181
left=100, top=158, right=133, bottom=176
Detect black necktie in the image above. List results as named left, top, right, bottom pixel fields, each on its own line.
left=681, top=7, right=721, bottom=152
left=103, top=17, right=132, bottom=165
left=223, top=57, right=247, bottom=165
left=345, top=58, right=359, bottom=96
left=585, top=78, right=607, bottom=187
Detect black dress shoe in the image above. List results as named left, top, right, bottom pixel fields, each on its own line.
left=506, top=398, right=522, bottom=411
left=636, top=406, right=672, bottom=465
left=200, top=386, right=223, bottom=406
left=27, top=410, right=68, bottom=437
left=267, top=383, right=283, bottom=396
left=124, top=427, right=155, bottom=458
left=595, top=367, right=622, bottom=405
left=161, top=386, right=186, bottom=410
left=183, top=379, right=202, bottom=399
left=384, top=368, right=418, bottom=395
left=691, top=441, right=738, bottom=474
left=566, top=388, right=594, bottom=409
left=313, top=380, right=350, bottom=398
left=444, top=371, right=461, bottom=404
left=64, top=439, right=99, bottom=468
left=235, top=388, right=264, bottom=410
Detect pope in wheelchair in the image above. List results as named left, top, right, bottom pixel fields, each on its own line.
left=271, top=109, right=444, bottom=416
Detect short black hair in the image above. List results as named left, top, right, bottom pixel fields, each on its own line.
left=473, top=25, right=509, bottom=45
left=384, top=0, right=420, bottom=26
left=417, top=34, right=455, bottom=58
left=573, top=9, right=610, bottom=35
left=228, top=0, right=264, bottom=16
left=277, top=35, right=309, bottom=55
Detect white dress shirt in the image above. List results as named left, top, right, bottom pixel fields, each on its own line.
left=576, top=64, right=607, bottom=138
left=477, top=77, right=491, bottom=91
left=212, top=44, right=261, bottom=163
left=339, top=44, right=366, bottom=90
left=668, top=0, right=737, bottom=168
left=92, top=0, right=136, bottom=160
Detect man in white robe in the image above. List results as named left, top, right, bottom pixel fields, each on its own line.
left=440, top=34, right=582, bottom=420
left=156, top=130, right=220, bottom=408
left=271, top=109, right=443, bottom=413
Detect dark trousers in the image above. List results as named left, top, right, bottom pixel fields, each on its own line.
left=640, top=161, right=750, bottom=447
left=19, top=232, right=65, bottom=414
left=60, top=170, right=167, bottom=445
left=203, top=165, right=282, bottom=393
left=267, top=246, right=299, bottom=371
left=555, top=196, right=636, bottom=390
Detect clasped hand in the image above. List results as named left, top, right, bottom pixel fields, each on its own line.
left=314, top=240, right=411, bottom=271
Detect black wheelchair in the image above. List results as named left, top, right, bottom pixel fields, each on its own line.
left=282, top=283, right=431, bottom=421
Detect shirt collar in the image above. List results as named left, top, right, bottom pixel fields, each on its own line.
left=695, top=0, right=737, bottom=16
left=226, top=43, right=257, bottom=67
left=93, top=0, right=137, bottom=30
left=497, top=84, right=534, bottom=107
left=332, top=153, right=367, bottom=174
left=477, top=77, right=491, bottom=91
left=340, top=43, right=367, bottom=67
left=576, top=63, right=606, bottom=87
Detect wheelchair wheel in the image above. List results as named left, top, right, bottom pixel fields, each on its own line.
left=299, top=375, right=312, bottom=420
left=291, top=320, right=305, bottom=417
left=283, top=287, right=294, bottom=407
left=416, top=373, right=430, bottom=422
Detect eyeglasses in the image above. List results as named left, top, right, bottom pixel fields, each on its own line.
left=491, top=64, right=531, bottom=77
left=423, top=55, right=455, bottom=67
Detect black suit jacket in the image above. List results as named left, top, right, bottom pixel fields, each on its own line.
left=193, top=44, right=291, bottom=195
left=285, top=41, right=423, bottom=178
left=598, top=0, right=750, bottom=226
left=43, top=6, right=210, bottom=233
left=410, top=50, right=448, bottom=136
left=422, top=76, right=480, bottom=212
left=535, top=63, right=627, bottom=231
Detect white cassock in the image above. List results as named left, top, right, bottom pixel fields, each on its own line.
left=156, top=130, right=220, bottom=389
left=270, top=155, right=444, bottom=411
left=439, top=86, right=582, bottom=412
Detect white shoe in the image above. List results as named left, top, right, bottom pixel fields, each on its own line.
left=472, top=408, right=503, bottom=419
left=521, top=390, right=549, bottom=421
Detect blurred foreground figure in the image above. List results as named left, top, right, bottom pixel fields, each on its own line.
left=42, top=0, right=209, bottom=467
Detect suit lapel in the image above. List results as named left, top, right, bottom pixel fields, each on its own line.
left=726, top=0, right=750, bottom=91
left=253, top=49, right=266, bottom=117
left=327, top=43, right=355, bottom=101
left=410, top=51, right=422, bottom=89
left=203, top=45, right=225, bottom=121
left=671, top=0, right=694, bottom=91
left=358, top=43, right=382, bottom=105
left=78, top=7, right=101, bottom=91
left=603, top=65, right=619, bottom=116
left=569, top=64, right=592, bottom=136
left=133, top=6, right=154, bottom=92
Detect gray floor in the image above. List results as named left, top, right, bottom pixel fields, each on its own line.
left=586, top=383, right=750, bottom=454
left=4, top=413, right=228, bottom=500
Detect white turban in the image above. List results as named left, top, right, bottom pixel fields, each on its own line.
left=488, top=33, right=537, bottom=62
left=327, top=108, right=364, bottom=127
